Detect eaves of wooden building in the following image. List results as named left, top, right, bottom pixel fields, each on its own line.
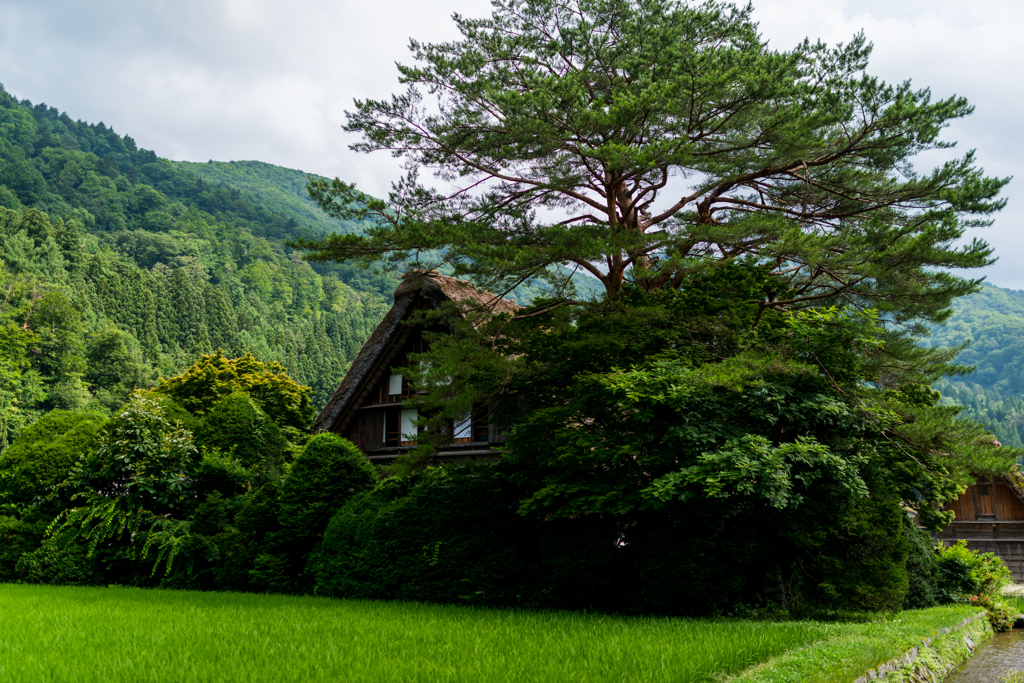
left=933, top=474, right=1024, bottom=582
left=311, top=270, right=519, bottom=463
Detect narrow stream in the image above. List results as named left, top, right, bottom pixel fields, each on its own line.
left=945, top=630, right=1024, bottom=682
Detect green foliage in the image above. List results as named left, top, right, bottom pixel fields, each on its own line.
left=52, top=393, right=198, bottom=576
left=197, top=392, right=287, bottom=470
left=14, top=530, right=102, bottom=586
left=278, top=433, right=376, bottom=533
left=157, top=351, right=314, bottom=430
left=803, top=493, right=911, bottom=613
left=390, top=264, right=1017, bottom=612
left=902, top=515, right=942, bottom=610
left=73, top=392, right=198, bottom=511
left=314, top=462, right=624, bottom=610
left=936, top=540, right=1012, bottom=599
left=0, top=409, right=107, bottom=506
left=275, top=433, right=376, bottom=590
left=967, top=593, right=1015, bottom=632
left=0, top=510, right=49, bottom=579
left=193, top=452, right=250, bottom=499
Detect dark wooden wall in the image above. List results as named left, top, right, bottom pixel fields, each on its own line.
left=946, top=479, right=1024, bottom=521
left=934, top=477, right=1024, bottom=582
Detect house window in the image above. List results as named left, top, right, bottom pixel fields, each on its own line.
left=384, top=408, right=401, bottom=447
left=400, top=409, right=419, bottom=446
left=388, top=374, right=403, bottom=395
left=453, top=414, right=472, bottom=444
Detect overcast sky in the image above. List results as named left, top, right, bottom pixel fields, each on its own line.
left=0, top=0, right=1021, bottom=287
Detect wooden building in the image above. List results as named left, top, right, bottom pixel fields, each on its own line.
left=312, top=270, right=519, bottom=462
left=934, top=475, right=1024, bottom=581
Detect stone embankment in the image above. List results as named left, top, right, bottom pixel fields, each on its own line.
left=854, top=612, right=991, bottom=683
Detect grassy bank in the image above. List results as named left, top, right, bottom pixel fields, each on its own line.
left=728, top=605, right=983, bottom=683
left=0, top=584, right=978, bottom=683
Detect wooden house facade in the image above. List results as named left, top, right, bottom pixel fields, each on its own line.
left=934, top=475, right=1024, bottom=581
left=311, top=270, right=519, bottom=463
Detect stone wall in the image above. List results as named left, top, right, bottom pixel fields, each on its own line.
left=854, top=612, right=991, bottom=683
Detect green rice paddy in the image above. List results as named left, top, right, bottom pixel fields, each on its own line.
left=0, top=584, right=978, bottom=683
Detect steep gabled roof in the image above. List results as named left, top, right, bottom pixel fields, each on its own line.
left=1002, top=471, right=1024, bottom=506
left=312, top=270, right=519, bottom=434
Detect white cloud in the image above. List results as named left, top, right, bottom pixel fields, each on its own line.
left=0, top=0, right=1021, bottom=286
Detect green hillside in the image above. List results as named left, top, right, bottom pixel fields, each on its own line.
left=172, top=160, right=362, bottom=237
left=172, top=159, right=605, bottom=304
left=0, top=83, right=604, bottom=448
left=926, top=285, right=1024, bottom=448
left=0, top=84, right=390, bottom=445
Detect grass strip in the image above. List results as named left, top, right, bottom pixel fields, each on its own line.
left=727, top=605, right=981, bottom=683
left=0, top=584, right=830, bottom=683
left=0, top=585, right=979, bottom=683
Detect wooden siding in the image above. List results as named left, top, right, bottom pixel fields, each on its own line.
left=950, top=490, right=975, bottom=521
left=997, top=484, right=1024, bottom=520
left=946, top=481, right=1024, bottom=522
left=935, top=477, right=1024, bottom=582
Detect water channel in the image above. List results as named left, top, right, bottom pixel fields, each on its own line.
left=945, top=630, right=1024, bottom=682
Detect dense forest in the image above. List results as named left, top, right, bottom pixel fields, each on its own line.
left=0, top=82, right=393, bottom=448
left=926, top=285, right=1024, bottom=449
left=0, top=82, right=603, bottom=452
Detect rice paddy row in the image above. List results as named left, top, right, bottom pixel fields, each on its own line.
left=0, top=584, right=979, bottom=682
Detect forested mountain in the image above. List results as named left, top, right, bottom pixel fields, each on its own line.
left=173, top=159, right=605, bottom=304
left=926, top=285, right=1024, bottom=448
left=0, top=82, right=604, bottom=451
left=0, top=83, right=392, bottom=447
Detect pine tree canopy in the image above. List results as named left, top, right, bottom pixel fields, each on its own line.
left=299, top=0, right=1006, bottom=327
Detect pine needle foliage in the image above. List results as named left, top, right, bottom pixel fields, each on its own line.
left=298, top=0, right=1004, bottom=332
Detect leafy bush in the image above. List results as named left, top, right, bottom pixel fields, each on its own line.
left=902, top=514, right=941, bottom=609
left=197, top=392, right=287, bottom=470
left=51, top=392, right=199, bottom=579
left=15, top=530, right=102, bottom=586
left=968, top=593, right=1016, bottom=632
left=278, top=434, right=376, bottom=534
left=937, top=540, right=1011, bottom=599
left=314, top=462, right=625, bottom=610
left=0, top=410, right=107, bottom=505
left=274, top=433, right=377, bottom=590
left=801, top=493, right=910, bottom=613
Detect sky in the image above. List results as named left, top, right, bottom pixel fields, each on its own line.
left=0, top=0, right=1021, bottom=286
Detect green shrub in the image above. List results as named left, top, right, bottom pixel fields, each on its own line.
left=277, top=434, right=376, bottom=536
left=937, top=540, right=1011, bottom=599
left=801, top=493, right=910, bottom=613
left=274, top=433, right=377, bottom=590
left=15, top=529, right=102, bottom=586
left=969, top=593, right=1016, bottom=632
left=197, top=393, right=287, bottom=470
left=313, top=462, right=625, bottom=610
left=193, top=452, right=250, bottom=498
left=0, top=410, right=108, bottom=505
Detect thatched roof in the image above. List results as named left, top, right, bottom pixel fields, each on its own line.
left=312, top=270, right=519, bottom=434
left=1002, top=471, right=1024, bottom=505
